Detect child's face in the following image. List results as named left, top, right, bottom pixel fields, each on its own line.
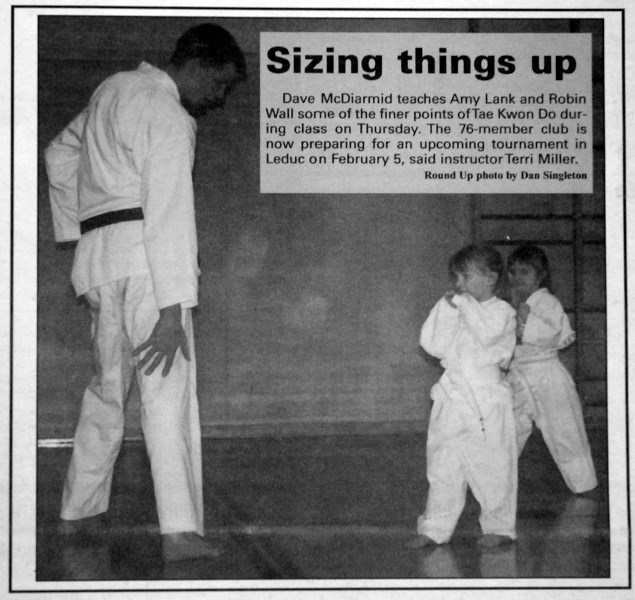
left=507, top=262, right=541, bottom=299
left=453, top=263, right=497, bottom=302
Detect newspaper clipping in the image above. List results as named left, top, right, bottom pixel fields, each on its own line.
left=5, top=2, right=631, bottom=599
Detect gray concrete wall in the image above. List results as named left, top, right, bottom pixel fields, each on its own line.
left=36, top=15, right=605, bottom=439
left=38, top=16, right=477, bottom=438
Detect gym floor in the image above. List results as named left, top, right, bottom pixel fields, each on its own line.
left=36, top=427, right=609, bottom=582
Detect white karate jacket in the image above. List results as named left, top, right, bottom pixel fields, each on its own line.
left=45, top=62, right=200, bottom=309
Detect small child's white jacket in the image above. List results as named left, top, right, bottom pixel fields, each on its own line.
left=420, top=293, right=516, bottom=433
left=416, top=293, right=518, bottom=543
left=513, top=287, right=575, bottom=363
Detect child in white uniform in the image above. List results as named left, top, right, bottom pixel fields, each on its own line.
left=409, top=245, right=518, bottom=549
left=506, top=244, right=597, bottom=494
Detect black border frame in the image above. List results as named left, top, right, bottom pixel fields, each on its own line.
left=11, top=4, right=630, bottom=594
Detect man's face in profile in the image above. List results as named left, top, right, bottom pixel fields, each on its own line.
left=180, top=62, right=240, bottom=118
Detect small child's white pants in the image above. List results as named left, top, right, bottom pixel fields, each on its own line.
left=60, top=274, right=204, bottom=535
left=509, top=359, right=597, bottom=494
left=418, top=381, right=518, bottom=544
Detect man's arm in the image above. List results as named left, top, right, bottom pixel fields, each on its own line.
left=131, top=94, right=200, bottom=376
left=134, top=95, right=199, bottom=310
left=44, top=110, right=87, bottom=242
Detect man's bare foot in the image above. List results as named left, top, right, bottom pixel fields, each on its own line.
left=162, top=532, right=223, bottom=562
left=477, top=534, right=514, bottom=548
left=405, top=534, right=437, bottom=549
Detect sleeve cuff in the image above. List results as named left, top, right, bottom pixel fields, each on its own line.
left=154, top=283, right=198, bottom=311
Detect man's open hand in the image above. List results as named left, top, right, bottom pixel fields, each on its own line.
left=133, top=304, right=190, bottom=377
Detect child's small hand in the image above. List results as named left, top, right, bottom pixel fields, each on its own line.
left=515, top=303, right=530, bottom=341
left=510, top=289, right=529, bottom=309
left=444, top=292, right=457, bottom=308
left=516, top=303, right=530, bottom=323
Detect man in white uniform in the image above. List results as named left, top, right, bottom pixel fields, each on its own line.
left=45, top=23, right=246, bottom=562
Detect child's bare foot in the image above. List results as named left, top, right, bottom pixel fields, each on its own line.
left=405, top=534, right=437, bottom=549
left=477, top=534, right=514, bottom=548
left=162, top=532, right=223, bottom=562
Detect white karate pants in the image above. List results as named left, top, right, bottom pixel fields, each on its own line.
left=509, top=361, right=597, bottom=494
left=60, top=274, right=204, bottom=535
left=418, top=384, right=518, bottom=544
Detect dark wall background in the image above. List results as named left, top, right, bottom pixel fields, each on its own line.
left=37, top=15, right=605, bottom=439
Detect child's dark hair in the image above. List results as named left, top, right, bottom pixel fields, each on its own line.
left=448, top=244, right=505, bottom=293
left=507, top=244, right=552, bottom=291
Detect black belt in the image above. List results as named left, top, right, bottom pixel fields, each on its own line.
left=80, top=208, right=144, bottom=235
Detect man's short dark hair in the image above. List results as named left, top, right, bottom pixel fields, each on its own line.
left=171, top=23, right=247, bottom=79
